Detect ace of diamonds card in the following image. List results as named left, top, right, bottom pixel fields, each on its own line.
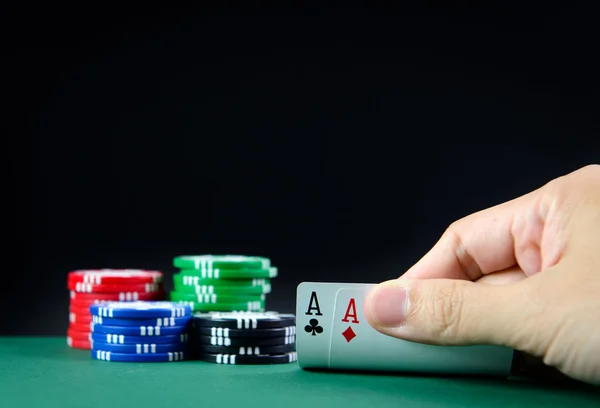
left=296, top=282, right=514, bottom=376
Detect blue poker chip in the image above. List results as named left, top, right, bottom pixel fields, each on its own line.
left=92, top=315, right=192, bottom=327
left=91, top=323, right=189, bottom=336
left=92, top=350, right=187, bottom=362
left=92, top=341, right=188, bottom=354
left=90, top=301, right=191, bottom=318
left=91, top=332, right=190, bottom=344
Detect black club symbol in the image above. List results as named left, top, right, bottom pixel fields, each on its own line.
left=304, top=318, right=323, bottom=336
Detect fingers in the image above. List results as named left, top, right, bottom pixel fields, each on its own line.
left=364, top=277, right=534, bottom=349
left=402, top=166, right=600, bottom=282
left=401, top=189, right=542, bottom=281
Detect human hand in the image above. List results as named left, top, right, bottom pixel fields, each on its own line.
left=364, top=165, right=600, bottom=385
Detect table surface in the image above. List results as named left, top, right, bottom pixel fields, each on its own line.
left=1, top=337, right=598, bottom=408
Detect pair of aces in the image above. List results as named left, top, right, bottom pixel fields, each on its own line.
left=295, top=282, right=514, bottom=376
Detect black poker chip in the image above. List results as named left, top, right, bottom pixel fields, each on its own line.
left=197, top=351, right=297, bottom=365
left=194, top=325, right=296, bottom=338
left=195, top=343, right=295, bottom=355
left=195, top=334, right=295, bottom=347
left=193, top=312, right=295, bottom=329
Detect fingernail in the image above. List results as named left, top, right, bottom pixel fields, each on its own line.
left=370, top=284, right=408, bottom=327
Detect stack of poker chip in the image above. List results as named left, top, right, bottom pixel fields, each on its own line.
left=89, top=301, right=192, bottom=363
left=169, top=255, right=277, bottom=313
left=192, top=312, right=297, bottom=365
left=67, top=269, right=166, bottom=350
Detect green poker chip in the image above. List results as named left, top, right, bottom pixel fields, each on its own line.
left=173, top=255, right=271, bottom=271
left=174, top=299, right=265, bottom=312
left=172, top=281, right=271, bottom=295
left=177, top=267, right=278, bottom=279
left=172, top=276, right=270, bottom=287
left=169, top=291, right=266, bottom=303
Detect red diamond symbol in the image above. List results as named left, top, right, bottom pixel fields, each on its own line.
left=342, top=326, right=356, bottom=343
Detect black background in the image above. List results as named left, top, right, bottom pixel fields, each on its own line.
left=5, top=4, right=599, bottom=335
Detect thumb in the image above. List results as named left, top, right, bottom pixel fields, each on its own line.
left=364, top=278, right=530, bottom=348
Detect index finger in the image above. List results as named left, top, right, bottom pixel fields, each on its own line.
left=402, top=189, right=540, bottom=281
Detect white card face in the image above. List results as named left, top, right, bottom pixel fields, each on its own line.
left=295, top=282, right=352, bottom=368
left=329, top=287, right=514, bottom=376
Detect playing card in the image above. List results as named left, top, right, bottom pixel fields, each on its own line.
left=329, top=286, right=514, bottom=375
left=295, top=282, right=353, bottom=368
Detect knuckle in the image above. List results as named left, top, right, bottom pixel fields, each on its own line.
left=580, top=163, right=600, bottom=175
left=441, top=223, right=481, bottom=281
left=548, top=164, right=600, bottom=192
left=443, top=220, right=462, bottom=239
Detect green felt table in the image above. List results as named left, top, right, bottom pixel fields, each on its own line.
left=1, top=337, right=598, bottom=408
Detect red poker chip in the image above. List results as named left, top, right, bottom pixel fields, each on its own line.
left=67, top=336, right=92, bottom=350
left=69, top=322, right=92, bottom=333
left=68, top=295, right=166, bottom=315
left=70, top=290, right=165, bottom=301
left=69, top=294, right=165, bottom=308
left=68, top=269, right=163, bottom=285
left=67, top=328, right=92, bottom=341
left=68, top=281, right=164, bottom=293
left=69, top=305, right=92, bottom=316
left=69, top=312, right=92, bottom=324
left=70, top=298, right=111, bottom=308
